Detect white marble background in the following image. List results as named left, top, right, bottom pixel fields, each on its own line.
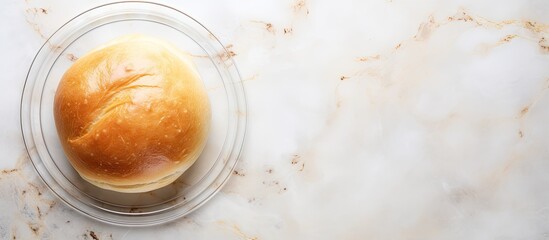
left=1, top=0, right=549, bottom=239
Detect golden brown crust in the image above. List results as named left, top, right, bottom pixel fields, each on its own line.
left=54, top=35, right=210, bottom=192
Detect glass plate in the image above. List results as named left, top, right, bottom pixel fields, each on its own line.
left=20, top=1, right=246, bottom=226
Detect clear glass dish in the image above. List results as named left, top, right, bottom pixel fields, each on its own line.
left=20, top=1, right=246, bottom=226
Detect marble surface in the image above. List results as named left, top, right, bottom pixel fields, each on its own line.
left=2, top=0, right=549, bottom=239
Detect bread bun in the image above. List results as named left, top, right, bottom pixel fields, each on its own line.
left=54, top=35, right=210, bottom=193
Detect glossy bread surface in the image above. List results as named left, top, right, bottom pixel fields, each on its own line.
left=54, top=35, right=210, bottom=192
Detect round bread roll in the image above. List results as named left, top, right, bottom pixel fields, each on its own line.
left=54, top=35, right=210, bottom=193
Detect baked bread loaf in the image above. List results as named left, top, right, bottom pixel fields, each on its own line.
left=54, top=35, right=210, bottom=193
